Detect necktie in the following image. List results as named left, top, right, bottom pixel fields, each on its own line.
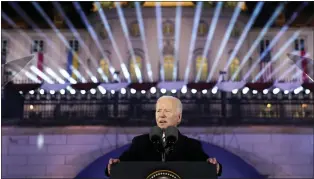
left=162, top=133, right=166, bottom=147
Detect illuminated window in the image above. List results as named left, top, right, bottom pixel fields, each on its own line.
left=195, top=56, right=208, bottom=81
left=99, top=59, right=110, bottom=79
left=164, top=55, right=175, bottom=81
left=130, top=55, right=142, bottom=82
left=163, top=21, right=174, bottom=37
left=229, top=57, right=240, bottom=81
left=197, top=21, right=208, bottom=37
left=130, top=22, right=140, bottom=37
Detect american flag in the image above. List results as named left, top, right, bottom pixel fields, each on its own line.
left=259, top=40, right=272, bottom=82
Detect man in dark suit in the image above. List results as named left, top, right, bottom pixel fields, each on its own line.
left=106, top=96, right=222, bottom=176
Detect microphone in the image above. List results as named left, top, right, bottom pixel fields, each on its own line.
left=149, top=126, right=163, bottom=144
left=164, top=126, right=178, bottom=151
left=150, top=126, right=167, bottom=162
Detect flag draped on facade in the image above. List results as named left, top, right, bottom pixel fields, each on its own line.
left=67, top=50, right=79, bottom=80
left=36, top=52, right=44, bottom=81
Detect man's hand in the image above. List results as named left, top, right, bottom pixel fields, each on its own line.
left=207, top=158, right=220, bottom=174
left=107, top=158, right=120, bottom=175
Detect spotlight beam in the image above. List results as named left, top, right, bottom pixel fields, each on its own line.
left=8, top=2, right=58, bottom=52
left=274, top=52, right=313, bottom=82
left=195, top=2, right=223, bottom=82
left=135, top=2, right=154, bottom=82
left=242, top=2, right=308, bottom=81
left=221, top=2, right=264, bottom=81
left=2, top=12, right=59, bottom=71
left=73, top=2, right=118, bottom=82
left=231, top=4, right=285, bottom=80
left=2, top=31, right=59, bottom=83
left=116, top=2, right=143, bottom=83
left=253, top=30, right=301, bottom=82
left=5, top=67, right=36, bottom=84
left=2, top=31, right=31, bottom=59
left=25, top=71, right=42, bottom=83
left=7, top=2, right=86, bottom=83
left=2, top=30, right=70, bottom=84
left=291, top=68, right=303, bottom=80
left=2, top=14, right=76, bottom=84
left=265, top=57, right=289, bottom=81
left=53, top=2, right=104, bottom=82
left=3, top=6, right=63, bottom=74
left=45, top=67, right=66, bottom=84
left=207, top=2, right=243, bottom=82
left=32, top=2, right=89, bottom=83
left=277, top=65, right=296, bottom=82
left=94, top=2, right=131, bottom=83
left=2, top=12, right=34, bottom=44
left=156, top=2, right=165, bottom=81
left=30, top=66, right=54, bottom=84
left=173, top=3, right=182, bottom=81
left=59, top=69, right=77, bottom=84
left=183, top=2, right=203, bottom=83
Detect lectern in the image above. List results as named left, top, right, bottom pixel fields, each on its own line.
left=110, top=162, right=217, bottom=179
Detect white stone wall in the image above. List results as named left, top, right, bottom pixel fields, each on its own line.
left=2, top=127, right=313, bottom=178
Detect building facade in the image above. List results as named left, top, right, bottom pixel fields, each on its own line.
left=2, top=7, right=314, bottom=84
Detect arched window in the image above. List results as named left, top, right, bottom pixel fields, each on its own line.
left=197, top=20, right=208, bottom=37
left=99, top=59, right=110, bottom=80
left=129, top=55, right=142, bottom=82
left=129, top=21, right=140, bottom=37
left=229, top=57, right=240, bottom=81
left=163, top=55, right=175, bottom=81
left=193, top=48, right=208, bottom=82
left=98, top=51, right=111, bottom=82
left=163, top=20, right=174, bottom=37
left=195, top=55, right=208, bottom=81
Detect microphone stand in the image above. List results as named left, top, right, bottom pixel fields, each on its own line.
left=153, top=140, right=166, bottom=162
left=161, top=151, right=166, bottom=162
left=162, top=142, right=175, bottom=162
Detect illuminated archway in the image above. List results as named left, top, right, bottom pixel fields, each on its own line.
left=129, top=21, right=140, bottom=37
left=195, top=55, right=208, bottom=82
left=129, top=55, right=142, bottom=82
left=163, top=55, right=175, bottom=81
left=229, top=57, right=240, bottom=81
left=99, top=59, right=111, bottom=81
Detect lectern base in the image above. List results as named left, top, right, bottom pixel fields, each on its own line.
left=110, top=162, right=217, bottom=179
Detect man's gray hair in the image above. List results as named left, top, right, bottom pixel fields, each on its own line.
left=157, top=96, right=182, bottom=114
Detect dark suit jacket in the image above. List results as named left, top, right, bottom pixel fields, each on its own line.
left=105, top=131, right=222, bottom=176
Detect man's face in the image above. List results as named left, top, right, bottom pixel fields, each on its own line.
left=155, top=98, right=181, bottom=129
